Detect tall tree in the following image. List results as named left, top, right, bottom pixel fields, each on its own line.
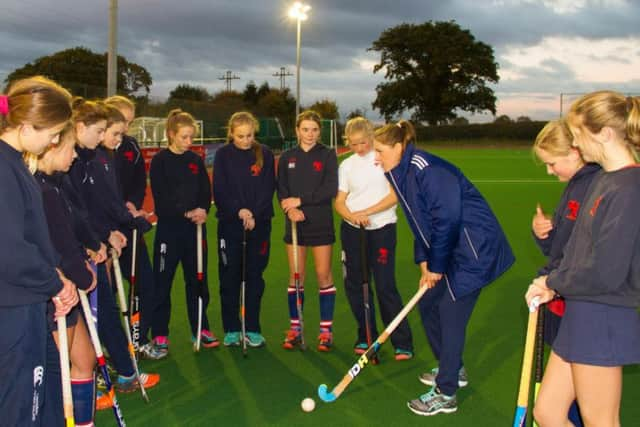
left=168, top=84, right=211, bottom=102
left=307, top=99, right=339, bottom=120
left=243, top=81, right=259, bottom=105
left=369, top=21, right=499, bottom=125
left=5, top=46, right=152, bottom=97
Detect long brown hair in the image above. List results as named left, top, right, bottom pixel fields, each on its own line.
left=373, top=120, right=416, bottom=152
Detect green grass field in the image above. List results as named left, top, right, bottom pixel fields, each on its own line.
left=96, top=147, right=640, bottom=426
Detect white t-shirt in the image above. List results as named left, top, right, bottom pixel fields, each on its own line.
left=338, top=150, right=397, bottom=230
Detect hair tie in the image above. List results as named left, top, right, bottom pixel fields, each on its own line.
left=626, top=96, right=634, bottom=114
left=0, top=95, right=9, bottom=116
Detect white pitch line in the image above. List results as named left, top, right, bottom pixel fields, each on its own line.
left=471, top=179, right=557, bottom=183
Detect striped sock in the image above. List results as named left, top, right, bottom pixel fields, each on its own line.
left=71, top=377, right=95, bottom=426
left=287, top=285, right=304, bottom=331
left=319, top=286, right=336, bottom=332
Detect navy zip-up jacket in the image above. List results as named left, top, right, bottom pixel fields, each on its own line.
left=386, top=144, right=515, bottom=299
left=115, top=134, right=146, bottom=209
left=213, top=143, right=275, bottom=223
left=36, top=172, right=93, bottom=290
left=0, top=140, right=62, bottom=306
left=150, top=148, right=211, bottom=220
left=68, top=146, right=149, bottom=243
left=548, top=166, right=640, bottom=307
left=534, top=163, right=600, bottom=275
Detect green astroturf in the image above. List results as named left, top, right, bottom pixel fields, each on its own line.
left=97, top=147, right=640, bottom=426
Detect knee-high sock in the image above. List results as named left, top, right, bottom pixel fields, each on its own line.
left=287, top=285, right=304, bottom=330
left=319, top=286, right=336, bottom=332
left=71, top=377, right=95, bottom=426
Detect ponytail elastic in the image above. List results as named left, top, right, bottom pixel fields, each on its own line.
left=0, top=95, right=9, bottom=116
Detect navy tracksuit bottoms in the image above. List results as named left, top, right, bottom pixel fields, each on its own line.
left=217, top=220, right=271, bottom=333
left=152, top=219, right=210, bottom=337
left=340, top=221, right=413, bottom=351
left=419, top=279, right=480, bottom=396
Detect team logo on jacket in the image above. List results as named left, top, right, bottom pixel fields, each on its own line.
left=260, top=240, right=268, bottom=256
left=312, top=161, right=323, bottom=172
left=589, top=195, right=603, bottom=217
left=250, top=163, right=262, bottom=176
left=377, top=247, right=389, bottom=265
left=288, top=158, right=296, bottom=169
left=188, top=162, right=198, bottom=175
left=566, top=199, right=580, bottom=220
left=124, top=151, right=135, bottom=162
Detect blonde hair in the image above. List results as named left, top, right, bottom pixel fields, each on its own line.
left=568, top=91, right=640, bottom=150
left=71, top=97, right=107, bottom=126
left=0, top=76, right=72, bottom=134
left=103, top=104, right=125, bottom=129
left=296, top=110, right=322, bottom=128
left=166, top=109, right=198, bottom=145
left=343, top=117, right=374, bottom=146
left=227, top=111, right=263, bottom=168
left=374, top=120, right=416, bottom=151
left=35, top=122, right=76, bottom=173
left=533, top=119, right=574, bottom=157
left=104, top=95, right=135, bottom=112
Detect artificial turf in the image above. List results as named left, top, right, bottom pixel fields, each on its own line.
left=96, top=146, right=640, bottom=426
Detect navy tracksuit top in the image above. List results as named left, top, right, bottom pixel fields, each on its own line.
left=213, top=143, right=275, bottom=223
left=150, top=148, right=211, bottom=220
left=0, top=140, right=62, bottom=306
left=386, top=144, right=515, bottom=299
left=115, top=134, right=146, bottom=209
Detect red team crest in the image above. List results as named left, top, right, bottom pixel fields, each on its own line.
left=377, top=247, right=389, bottom=265
left=566, top=199, right=580, bottom=220
left=312, top=161, right=323, bottom=172
left=250, top=164, right=262, bottom=176
left=123, top=150, right=135, bottom=162
left=188, top=162, right=199, bottom=175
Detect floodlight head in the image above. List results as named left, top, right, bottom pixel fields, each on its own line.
left=288, top=2, right=311, bottom=21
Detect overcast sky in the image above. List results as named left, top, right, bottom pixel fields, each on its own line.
left=2, top=0, right=639, bottom=122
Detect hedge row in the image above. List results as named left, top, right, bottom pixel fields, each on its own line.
left=415, top=121, right=547, bottom=142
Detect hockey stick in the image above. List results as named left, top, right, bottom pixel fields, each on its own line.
left=532, top=305, right=545, bottom=427
left=360, top=225, right=378, bottom=364
left=194, top=223, right=203, bottom=352
left=129, top=229, right=140, bottom=356
left=292, top=221, right=306, bottom=351
left=79, top=290, right=126, bottom=427
left=112, top=249, right=150, bottom=403
left=241, top=228, right=248, bottom=357
left=318, top=283, right=429, bottom=402
left=513, top=297, right=541, bottom=427
left=57, top=315, right=75, bottom=427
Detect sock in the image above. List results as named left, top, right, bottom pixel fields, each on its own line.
left=319, top=286, right=336, bottom=332
left=117, top=373, right=135, bottom=384
left=71, top=377, right=95, bottom=426
left=287, top=285, right=304, bottom=330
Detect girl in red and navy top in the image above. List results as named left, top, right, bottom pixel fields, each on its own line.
left=213, top=112, right=275, bottom=348
left=277, top=110, right=338, bottom=351
left=530, top=119, right=600, bottom=427
left=36, top=123, right=97, bottom=426
left=150, top=109, right=217, bottom=353
left=526, top=92, right=640, bottom=426
left=105, top=95, right=160, bottom=360
left=0, top=76, right=77, bottom=426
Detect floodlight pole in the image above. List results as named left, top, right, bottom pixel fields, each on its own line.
left=107, top=0, right=118, bottom=96
left=295, top=18, right=302, bottom=118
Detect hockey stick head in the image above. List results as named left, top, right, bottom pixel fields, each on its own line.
left=317, top=384, right=337, bottom=403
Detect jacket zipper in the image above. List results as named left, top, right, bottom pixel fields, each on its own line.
left=389, top=171, right=456, bottom=301
left=464, top=227, right=479, bottom=260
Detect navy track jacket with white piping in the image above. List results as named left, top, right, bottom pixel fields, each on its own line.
left=385, top=144, right=515, bottom=299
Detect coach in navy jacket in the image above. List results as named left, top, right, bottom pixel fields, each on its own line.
left=374, top=121, right=514, bottom=414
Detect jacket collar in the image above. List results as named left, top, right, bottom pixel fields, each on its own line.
left=388, top=143, right=417, bottom=182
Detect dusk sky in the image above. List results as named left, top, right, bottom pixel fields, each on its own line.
left=2, top=0, right=639, bottom=122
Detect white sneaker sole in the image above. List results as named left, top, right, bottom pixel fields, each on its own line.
left=418, top=376, right=468, bottom=388
left=407, top=402, right=457, bottom=416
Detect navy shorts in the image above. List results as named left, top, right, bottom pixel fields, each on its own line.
left=553, top=300, right=640, bottom=366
